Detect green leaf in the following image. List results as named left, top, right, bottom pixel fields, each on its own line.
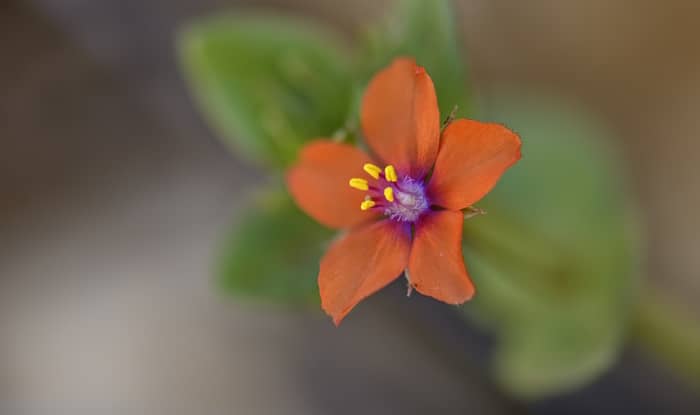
left=362, top=0, right=470, bottom=116
left=178, top=15, right=353, bottom=167
left=495, top=312, right=620, bottom=398
left=218, top=192, right=333, bottom=304
left=462, top=92, right=642, bottom=398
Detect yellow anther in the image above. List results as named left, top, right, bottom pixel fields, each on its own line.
left=360, top=200, right=376, bottom=211
left=363, top=163, right=382, bottom=179
left=384, top=187, right=395, bottom=202
left=384, top=165, right=397, bottom=182
left=349, top=178, right=369, bottom=191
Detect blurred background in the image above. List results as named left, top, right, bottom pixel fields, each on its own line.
left=1, top=0, right=699, bottom=413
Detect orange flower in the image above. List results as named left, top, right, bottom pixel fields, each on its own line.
left=287, top=57, right=521, bottom=325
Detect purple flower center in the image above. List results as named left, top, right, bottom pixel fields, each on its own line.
left=383, top=176, right=430, bottom=223
left=349, top=163, right=431, bottom=223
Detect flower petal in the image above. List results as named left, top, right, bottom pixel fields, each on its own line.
left=319, top=220, right=411, bottom=325
left=427, top=119, right=521, bottom=210
left=408, top=210, right=474, bottom=304
left=286, top=140, right=378, bottom=229
left=361, top=57, right=440, bottom=178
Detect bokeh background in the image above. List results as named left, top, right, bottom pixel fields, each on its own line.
left=1, top=0, right=699, bottom=413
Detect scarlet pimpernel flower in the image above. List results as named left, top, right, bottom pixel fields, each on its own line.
left=287, top=57, right=521, bottom=325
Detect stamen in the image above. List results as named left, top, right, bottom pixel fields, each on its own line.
left=363, top=163, right=382, bottom=179
left=360, top=200, right=376, bottom=211
left=349, top=178, right=369, bottom=191
left=384, top=165, right=397, bottom=182
left=383, top=187, right=394, bottom=202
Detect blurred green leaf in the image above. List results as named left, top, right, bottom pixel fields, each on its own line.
left=178, top=15, right=353, bottom=167
left=462, top=93, right=642, bottom=398
left=218, top=192, right=333, bottom=304
left=362, top=0, right=470, bottom=116
left=495, top=313, right=620, bottom=398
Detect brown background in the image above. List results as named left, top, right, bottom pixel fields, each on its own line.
left=1, top=0, right=699, bottom=413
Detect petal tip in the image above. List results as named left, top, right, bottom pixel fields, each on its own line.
left=323, top=300, right=352, bottom=327
left=447, top=287, right=476, bottom=305
left=321, top=297, right=345, bottom=327
left=456, top=288, right=476, bottom=305
left=391, top=56, right=417, bottom=66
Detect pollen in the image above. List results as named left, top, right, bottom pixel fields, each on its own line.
left=384, top=165, right=398, bottom=182
left=360, top=200, right=376, bottom=211
left=363, top=163, right=382, bottom=179
left=383, top=187, right=394, bottom=202
left=349, top=178, right=369, bottom=191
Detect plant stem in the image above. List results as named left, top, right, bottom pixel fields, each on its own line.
left=629, top=289, right=700, bottom=388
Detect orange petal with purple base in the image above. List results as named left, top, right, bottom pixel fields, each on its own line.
left=319, top=220, right=411, bottom=325
left=427, top=119, right=521, bottom=210
left=408, top=210, right=475, bottom=304
left=361, top=57, right=440, bottom=178
left=286, top=140, right=378, bottom=229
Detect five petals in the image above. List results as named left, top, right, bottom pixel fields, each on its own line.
left=287, top=57, right=521, bottom=324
